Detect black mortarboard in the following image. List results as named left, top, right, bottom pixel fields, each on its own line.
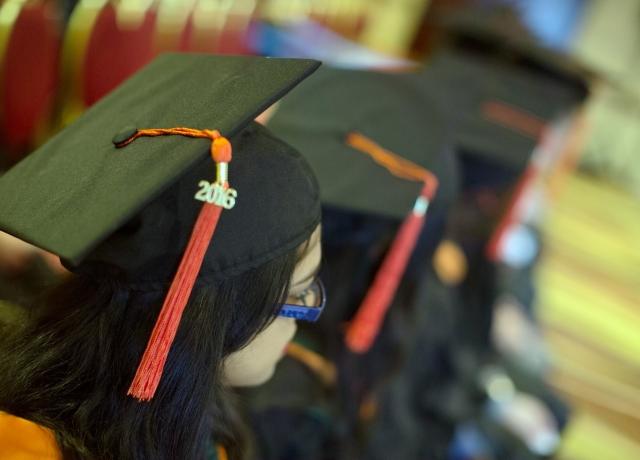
left=436, top=5, right=594, bottom=92
left=266, top=67, right=459, bottom=353
left=0, top=53, right=321, bottom=400
left=267, top=66, right=457, bottom=222
left=418, top=49, right=586, bottom=184
left=426, top=6, right=590, bottom=186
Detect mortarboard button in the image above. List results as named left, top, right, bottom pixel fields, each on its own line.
left=111, top=125, right=138, bottom=145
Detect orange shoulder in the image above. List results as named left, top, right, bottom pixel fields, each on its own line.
left=0, top=411, right=61, bottom=460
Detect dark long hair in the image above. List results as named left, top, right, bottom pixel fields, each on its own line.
left=0, top=249, right=298, bottom=460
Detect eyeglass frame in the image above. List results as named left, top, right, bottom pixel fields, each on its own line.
left=278, top=277, right=326, bottom=322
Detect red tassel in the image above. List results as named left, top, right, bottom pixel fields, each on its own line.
left=486, top=164, right=537, bottom=262
left=345, top=186, right=430, bottom=354
left=115, top=127, right=234, bottom=401
left=127, top=202, right=223, bottom=401
left=341, top=132, right=439, bottom=354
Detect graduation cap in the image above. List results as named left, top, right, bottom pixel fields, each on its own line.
left=416, top=49, right=585, bottom=187
left=425, top=7, right=590, bottom=188
left=0, top=53, right=321, bottom=400
left=435, top=5, right=594, bottom=92
left=266, top=67, right=459, bottom=353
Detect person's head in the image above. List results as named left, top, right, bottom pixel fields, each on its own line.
left=0, top=227, right=322, bottom=460
left=0, top=55, right=323, bottom=459
left=0, top=142, right=322, bottom=460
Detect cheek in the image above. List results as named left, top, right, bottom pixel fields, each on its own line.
left=265, top=317, right=297, bottom=357
left=223, top=318, right=297, bottom=387
left=279, top=317, right=297, bottom=341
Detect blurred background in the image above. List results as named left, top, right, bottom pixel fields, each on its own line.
left=0, top=1, right=638, bottom=459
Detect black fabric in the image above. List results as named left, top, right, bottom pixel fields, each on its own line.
left=362, top=271, right=461, bottom=460
left=267, top=66, right=458, bottom=221
left=0, top=53, right=320, bottom=267
left=244, top=350, right=339, bottom=460
left=250, top=407, right=336, bottom=460
left=0, top=54, right=322, bottom=283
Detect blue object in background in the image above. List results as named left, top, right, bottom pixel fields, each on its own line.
left=449, top=423, right=493, bottom=460
left=492, top=0, right=587, bottom=50
left=518, top=0, right=586, bottom=50
left=248, top=20, right=415, bottom=69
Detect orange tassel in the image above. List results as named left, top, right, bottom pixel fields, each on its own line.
left=345, top=186, right=429, bottom=353
left=344, top=132, right=438, bottom=354
left=286, top=342, right=337, bottom=386
left=127, top=202, right=223, bottom=400
left=116, top=127, right=232, bottom=401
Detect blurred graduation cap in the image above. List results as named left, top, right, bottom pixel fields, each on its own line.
left=266, top=67, right=459, bottom=353
left=0, top=53, right=321, bottom=400
left=415, top=48, right=586, bottom=189
left=267, top=66, right=458, bottom=226
left=417, top=5, right=592, bottom=190
left=435, top=5, right=594, bottom=92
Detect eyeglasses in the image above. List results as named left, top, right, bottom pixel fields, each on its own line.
left=278, top=277, right=326, bottom=322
